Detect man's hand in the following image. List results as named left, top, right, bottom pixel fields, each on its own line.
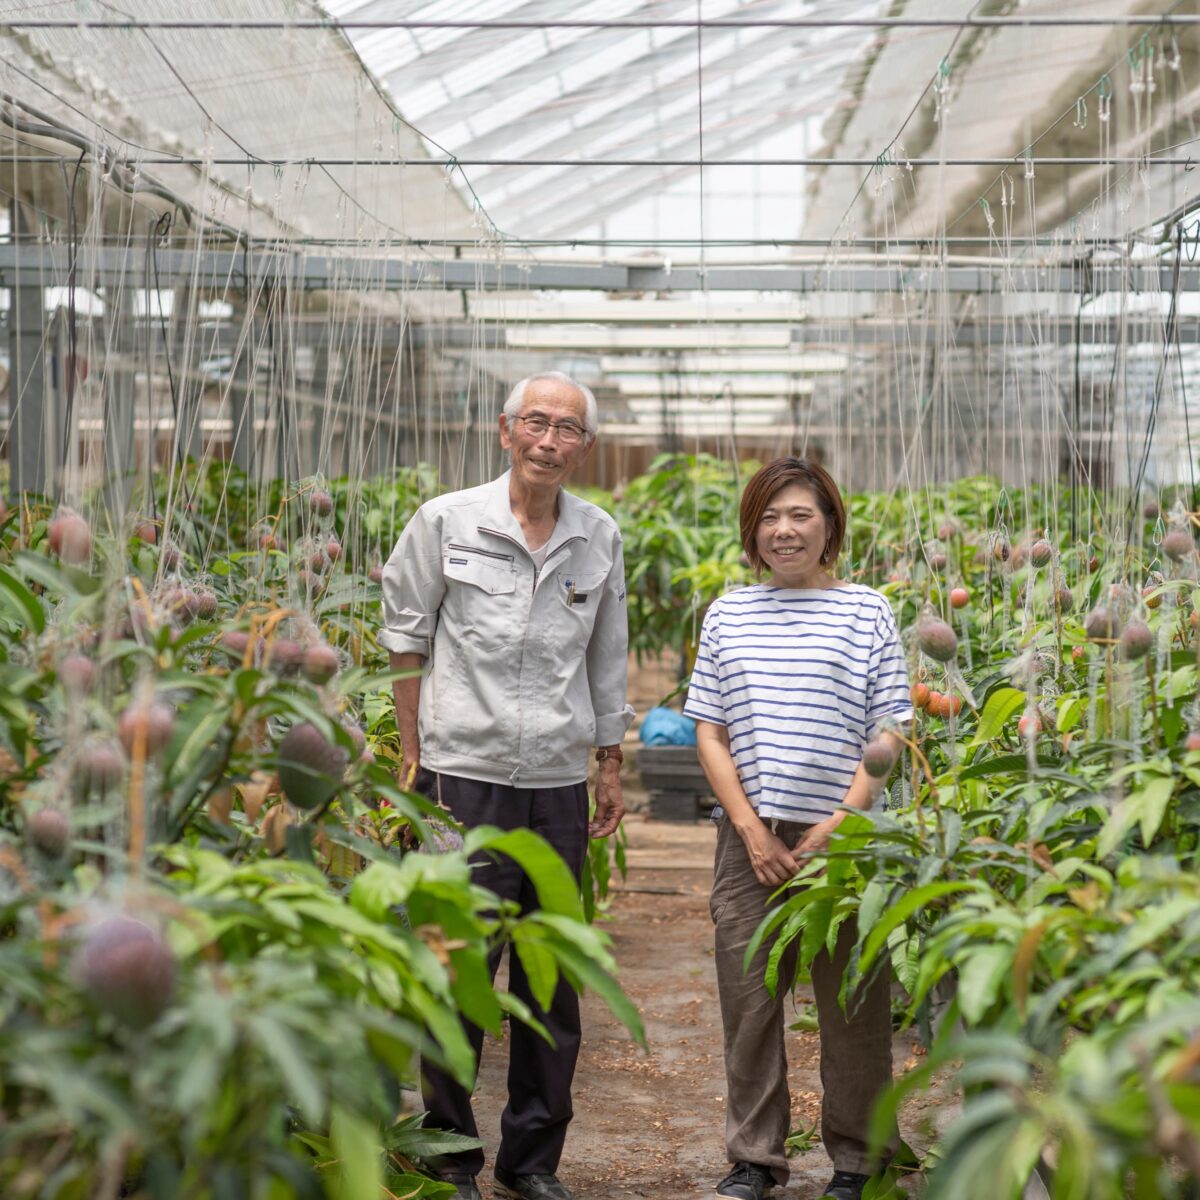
left=398, top=754, right=420, bottom=792
left=589, top=759, right=625, bottom=838
left=792, top=815, right=843, bottom=864
left=390, top=651, right=424, bottom=795
left=735, top=817, right=799, bottom=887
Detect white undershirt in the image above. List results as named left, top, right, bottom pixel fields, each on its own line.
left=527, top=528, right=556, bottom=577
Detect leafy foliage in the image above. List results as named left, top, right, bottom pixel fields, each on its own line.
left=605, top=453, right=1200, bottom=1194
left=611, top=453, right=753, bottom=669
left=0, top=466, right=642, bottom=1199
left=5, top=452, right=1200, bottom=1197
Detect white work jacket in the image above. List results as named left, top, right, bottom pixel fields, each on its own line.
left=380, top=471, right=635, bottom=787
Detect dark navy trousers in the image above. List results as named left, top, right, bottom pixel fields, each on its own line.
left=415, top=769, right=590, bottom=1179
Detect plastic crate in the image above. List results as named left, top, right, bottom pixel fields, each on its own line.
left=637, top=745, right=714, bottom=822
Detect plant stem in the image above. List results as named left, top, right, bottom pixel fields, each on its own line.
left=1146, top=656, right=1160, bottom=751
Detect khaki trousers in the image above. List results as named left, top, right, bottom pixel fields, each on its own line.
left=711, top=816, right=896, bottom=1183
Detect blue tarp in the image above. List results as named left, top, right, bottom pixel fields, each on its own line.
left=639, top=707, right=697, bottom=747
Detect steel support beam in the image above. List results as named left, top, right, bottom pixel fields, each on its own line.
left=7, top=16, right=1200, bottom=29
left=3, top=155, right=1196, bottom=168
left=15, top=315, right=1186, bottom=352
left=403, top=319, right=1200, bottom=349
left=0, top=244, right=1193, bottom=293
left=791, top=321, right=1200, bottom=347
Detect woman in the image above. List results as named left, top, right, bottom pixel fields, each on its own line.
left=683, top=458, right=911, bottom=1200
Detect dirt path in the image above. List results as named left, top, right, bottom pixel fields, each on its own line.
left=468, top=815, right=939, bottom=1199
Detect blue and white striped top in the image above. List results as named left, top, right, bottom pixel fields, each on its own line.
left=683, top=583, right=913, bottom=823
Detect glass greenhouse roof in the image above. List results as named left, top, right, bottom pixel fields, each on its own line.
left=326, top=0, right=884, bottom=249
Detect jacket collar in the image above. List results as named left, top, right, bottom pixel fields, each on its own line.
left=477, top=469, right=591, bottom=554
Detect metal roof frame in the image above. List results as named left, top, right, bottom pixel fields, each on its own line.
left=1, top=243, right=1189, bottom=293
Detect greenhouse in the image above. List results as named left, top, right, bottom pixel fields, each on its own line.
left=1, top=3, right=1200, bottom=1199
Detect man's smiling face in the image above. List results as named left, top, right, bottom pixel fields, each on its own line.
left=500, top=377, right=593, bottom=491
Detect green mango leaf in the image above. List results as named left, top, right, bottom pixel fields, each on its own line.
left=1096, top=797, right=1140, bottom=859
left=167, top=738, right=231, bottom=832
left=763, top=907, right=808, bottom=997
left=495, top=989, right=552, bottom=1046
left=405, top=982, right=478, bottom=1084
left=970, top=687, right=1025, bottom=745
left=1137, top=776, right=1176, bottom=845
left=1165, top=1083, right=1200, bottom=1127
left=1109, top=756, right=1170, bottom=783
left=246, top=1015, right=325, bottom=1125
left=940, top=808, right=963, bottom=858
left=449, top=947, right=503, bottom=1036
left=466, top=827, right=583, bottom=920
left=285, top=823, right=316, bottom=865
left=956, top=944, right=1012, bottom=1025
left=513, top=933, right=561, bottom=1012
left=1057, top=694, right=1085, bottom=733
left=1116, top=897, right=1196, bottom=960
left=329, top=1105, right=382, bottom=1200
left=860, top=881, right=982, bottom=975
left=799, top=897, right=834, bottom=975
left=857, top=878, right=888, bottom=937
left=531, top=914, right=644, bottom=1045
left=0, top=565, right=45, bottom=634
left=170, top=703, right=232, bottom=784
left=350, top=859, right=414, bottom=922
left=14, top=549, right=102, bottom=596
left=1169, top=665, right=1198, bottom=703
left=1097, top=776, right=1175, bottom=856
left=958, top=753, right=1061, bottom=780
left=744, top=885, right=849, bottom=974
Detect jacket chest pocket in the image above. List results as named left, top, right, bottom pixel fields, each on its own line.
left=545, top=569, right=607, bottom=656
left=444, top=546, right=517, bottom=647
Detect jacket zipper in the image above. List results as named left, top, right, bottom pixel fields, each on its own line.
left=540, top=539, right=578, bottom=568
left=446, top=542, right=514, bottom=563
left=476, top=528, right=583, bottom=587
left=469, top=529, right=587, bottom=782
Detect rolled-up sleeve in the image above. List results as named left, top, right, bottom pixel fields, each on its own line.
left=587, top=527, right=635, bottom=746
left=683, top=606, right=725, bottom=725
left=379, top=506, right=446, bottom=656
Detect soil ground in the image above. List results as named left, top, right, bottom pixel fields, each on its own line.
left=466, top=812, right=947, bottom=1200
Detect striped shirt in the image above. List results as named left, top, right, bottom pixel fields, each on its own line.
left=683, top=583, right=913, bottom=823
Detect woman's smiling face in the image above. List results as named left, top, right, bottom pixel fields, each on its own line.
left=754, top=483, right=831, bottom=587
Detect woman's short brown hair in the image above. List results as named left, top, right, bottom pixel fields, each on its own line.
left=739, top=457, right=847, bottom=576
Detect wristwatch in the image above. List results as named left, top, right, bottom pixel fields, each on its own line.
left=595, top=746, right=624, bottom=764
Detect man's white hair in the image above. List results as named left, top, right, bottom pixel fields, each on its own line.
left=503, top=372, right=598, bottom=440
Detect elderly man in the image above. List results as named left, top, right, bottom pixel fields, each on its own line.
left=380, top=371, right=633, bottom=1200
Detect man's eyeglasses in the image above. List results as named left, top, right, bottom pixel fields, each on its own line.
left=512, top=414, right=588, bottom=445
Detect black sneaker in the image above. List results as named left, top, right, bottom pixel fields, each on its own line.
left=820, top=1170, right=871, bottom=1200
left=435, top=1173, right=481, bottom=1200
left=715, top=1162, right=774, bottom=1200
left=493, top=1166, right=575, bottom=1200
